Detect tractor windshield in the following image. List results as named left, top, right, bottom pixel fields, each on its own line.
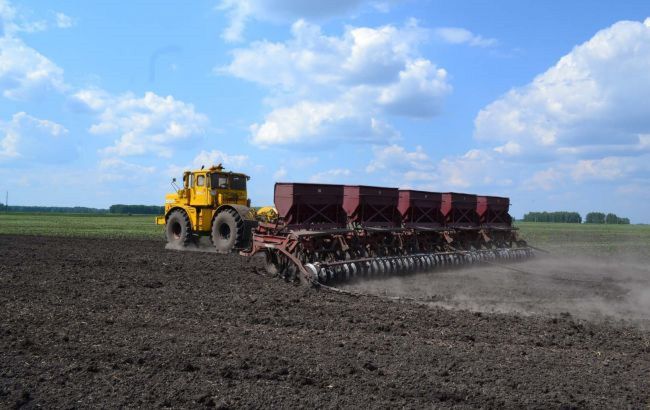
left=210, top=173, right=247, bottom=190
left=210, top=173, right=228, bottom=189
left=230, top=175, right=247, bottom=190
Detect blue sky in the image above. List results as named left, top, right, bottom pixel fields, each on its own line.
left=1, top=1, right=650, bottom=222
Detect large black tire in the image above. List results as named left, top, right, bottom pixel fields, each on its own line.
left=212, top=209, right=245, bottom=253
left=166, top=210, right=192, bottom=247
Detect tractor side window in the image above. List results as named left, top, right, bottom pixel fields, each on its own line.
left=231, top=175, right=246, bottom=190
left=196, top=175, right=205, bottom=186
left=189, top=174, right=194, bottom=188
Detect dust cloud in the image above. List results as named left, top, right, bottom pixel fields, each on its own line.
left=165, top=236, right=217, bottom=253
left=341, top=254, right=650, bottom=328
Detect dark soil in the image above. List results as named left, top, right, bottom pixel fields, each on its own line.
left=1, top=235, right=649, bottom=409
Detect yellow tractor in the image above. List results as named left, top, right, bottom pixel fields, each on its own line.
left=156, top=164, right=260, bottom=252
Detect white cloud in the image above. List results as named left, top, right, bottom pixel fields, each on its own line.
left=434, top=27, right=497, bottom=47
left=250, top=99, right=399, bottom=146
left=55, top=12, right=74, bottom=29
left=523, top=156, right=639, bottom=190
left=0, top=2, right=74, bottom=101
left=493, top=141, right=522, bottom=156
left=217, top=0, right=252, bottom=43
left=223, top=20, right=449, bottom=146
left=0, top=0, right=16, bottom=33
left=87, top=91, right=209, bottom=158
left=69, top=87, right=110, bottom=112
left=0, top=112, right=68, bottom=161
left=193, top=149, right=248, bottom=169
left=217, top=0, right=366, bottom=42
left=436, top=16, right=650, bottom=205
left=0, top=1, right=71, bottom=35
left=365, top=144, right=516, bottom=191
left=0, top=1, right=208, bottom=164
left=365, top=144, right=430, bottom=172
left=371, top=1, right=395, bottom=14
left=0, top=0, right=42, bottom=35
left=98, top=158, right=156, bottom=182
left=378, top=59, right=451, bottom=117
left=475, top=18, right=650, bottom=160
left=13, top=20, right=46, bottom=33
left=309, top=168, right=351, bottom=183
left=570, top=157, right=630, bottom=182
left=270, top=158, right=317, bottom=182
left=433, top=149, right=515, bottom=189
left=0, top=36, right=66, bottom=99
left=526, top=168, right=563, bottom=191
left=273, top=166, right=287, bottom=181
left=223, top=19, right=428, bottom=89
left=342, top=22, right=425, bottom=84
left=164, top=150, right=250, bottom=182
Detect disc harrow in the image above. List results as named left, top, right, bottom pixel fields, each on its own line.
left=241, top=183, right=535, bottom=285
left=305, top=247, right=534, bottom=285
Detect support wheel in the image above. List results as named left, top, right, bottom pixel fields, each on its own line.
left=166, top=210, right=192, bottom=247
left=212, top=209, right=245, bottom=253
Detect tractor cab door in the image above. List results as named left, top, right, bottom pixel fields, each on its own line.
left=190, top=172, right=211, bottom=206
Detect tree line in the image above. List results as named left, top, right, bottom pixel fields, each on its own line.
left=0, top=204, right=164, bottom=215
left=522, top=211, right=582, bottom=223
left=522, top=211, right=630, bottom=224
left=584, top=212, right=630, bottom=224
left=108, top=204, right=165, bottom=215
left=0, top=204, right=107, bottom=213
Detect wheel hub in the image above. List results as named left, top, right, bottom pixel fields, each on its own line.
left=219, top=223, right=231, bottom=240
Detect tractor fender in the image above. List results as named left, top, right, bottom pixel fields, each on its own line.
left=214, top=204, right=257, bottom=223
left=164, top=206, right=201, bottom=234
left=165, top=206, right=194, bottom=222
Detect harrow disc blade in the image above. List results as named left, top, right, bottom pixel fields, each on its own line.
left=326, top=267, right=334, bottom=282
left=342, top=263, right=351, bottom=281
left=377, top=259, right=386, bottom=275
left=385, top=258, right=394, bottom=275
left=421, top=255, right=429, bottom=270
left=395, top=258, right=402, bottom=274
left=404, top=257, right=412, bottom=272
left=304, top=263, right=318, bottom=281
left=370, top=260, right=379, bottom=276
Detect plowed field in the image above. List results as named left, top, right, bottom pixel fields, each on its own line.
left=1, top=235, right=649, bottom=408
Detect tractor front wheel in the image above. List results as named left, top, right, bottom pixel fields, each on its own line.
left=212, top=209, right=245, bottom=253
left=166, top=210, right=192, bottom=247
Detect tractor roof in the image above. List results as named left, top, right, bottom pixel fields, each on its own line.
left=186, top=163, right=248, bottom=177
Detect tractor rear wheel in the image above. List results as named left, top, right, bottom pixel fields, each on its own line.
left=212, top=209, right=245, bottom=253
left=166, top=210, right=192, bottom=247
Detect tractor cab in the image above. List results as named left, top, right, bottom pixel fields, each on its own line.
left=182, top=164, right=250, bottom=208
